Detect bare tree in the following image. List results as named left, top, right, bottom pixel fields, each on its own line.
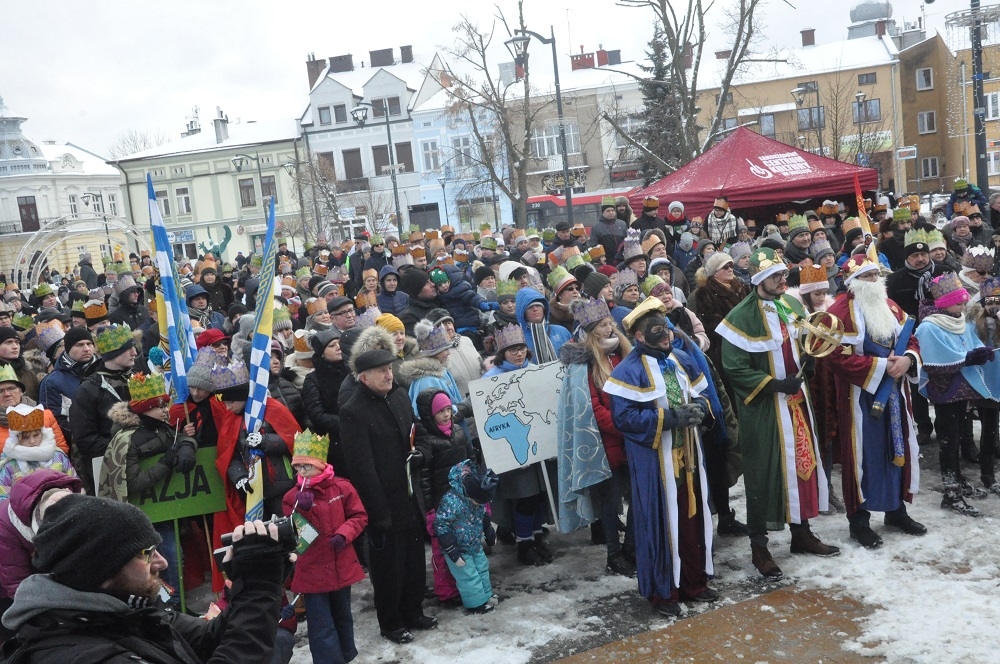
left=287, top=154, right=345, bottom=242
left=617, top=0, right=777, bottom=161
left=106, top=128, right=171, bottom=159
left=440, top=1, right=553, bottom=227
left=821, top=72, right=890, bottom=167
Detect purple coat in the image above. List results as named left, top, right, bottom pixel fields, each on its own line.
left=0, top=469, right=82, bottom=598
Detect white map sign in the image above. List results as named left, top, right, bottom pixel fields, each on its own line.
left=468, top=361, right=564, bottom=475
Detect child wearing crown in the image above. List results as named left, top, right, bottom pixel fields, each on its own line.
left=282, top=429, right=367, bottom=664
left=0, top=404, right=74, bottom=501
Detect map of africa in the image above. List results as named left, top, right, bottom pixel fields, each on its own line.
left=469, top=361, right=564, bottom=474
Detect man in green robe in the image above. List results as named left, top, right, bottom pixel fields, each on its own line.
left=717, top=248, right=839, bottom=579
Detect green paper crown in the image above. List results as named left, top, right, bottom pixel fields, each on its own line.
left=33, top=283, right=54, bottom=298
left=96, top=323, right=133, bottom=354
left=127, top=372, right=168, bottom=403
left=480, top=236, right=498, bottom=251
left=295, top=266, right=311, bottom=279
left=892, top=207, right=910, bottom=222
left=115, top=262, right=131, bottom=275
left=250, top=254, right=263, bottom=268
left=0, top=364, right=20, bottom=385
left=787, top=214, right=809, bottom=233
left=12, top=313, right=34, bottom=331
left=904, top=227, right=930, bottom=248
left=293, top=428, right=330, bottom=463
left=542, top=228, right=556, bottom=241
left=496, top=279, right=519, bottom=299
left=565, top=253, right=585, bottom=271
left=526, top=228, right=540, bottom=238
left=71, top=299, right=86, bottom=313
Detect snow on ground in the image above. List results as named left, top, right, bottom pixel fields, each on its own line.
left=288, top=449, right=1000, bottom=664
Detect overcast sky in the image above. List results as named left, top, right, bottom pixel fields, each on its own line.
left=0, top=0, right=972, bottom=158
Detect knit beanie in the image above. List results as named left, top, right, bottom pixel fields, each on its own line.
left=474, top=265, right=495, bottom=286
left=62, top=327, right=93, bottom=353
left=462, top=467, right=499, bottom=504
left=678, top=232, right=695, bottom=252
left=186, top=364, right=215, bottom=392
left=32, top=494, right=162, bottom=592
left=431, top=392, right=452, bottom=416
left=704, top=252, right=734, bottom=278
left=597, top=265, right=618, bottom=279
left=375, top=313, right=405, bottom=334
left=227, top=303, right=249, bottom=319
left=399, top=268, right=430, bottom=297
left=583, top=271, right=611, bottom=299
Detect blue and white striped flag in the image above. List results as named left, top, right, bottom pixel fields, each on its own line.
left=244, top=196, right=278, bottom=436
left=147, top=175, right=197, bottom=403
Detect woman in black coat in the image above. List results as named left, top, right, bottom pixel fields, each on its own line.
left=300, top=329, right=351, bottom=475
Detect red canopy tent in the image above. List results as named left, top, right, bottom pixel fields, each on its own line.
left=629, top=127, right=880, bottom=218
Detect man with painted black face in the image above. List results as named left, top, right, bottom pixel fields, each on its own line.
left=605, top=297, right=718, bottom=618
left=717, top=247, right=839, bottom=581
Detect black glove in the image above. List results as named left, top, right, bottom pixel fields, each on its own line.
left=800, top=354, right=816, bottom=378
left=174, top=442, right=196, bottom=473
left=438, top=532, right=464, bottom=566
left=455, top=401, right=474, bottom=422
left=223, top=529, right=287, bottom=585
left=406, top=448, right=424, bottom=469
left=483, top=516, right=497, bottom=548
left=159, top=444, right=178, bottom=468
left=966, top=347, right=994, bottom=366
left=768, top=377, right=803, bottom=395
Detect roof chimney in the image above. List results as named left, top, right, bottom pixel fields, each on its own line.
left=306, top=53, right=328, bottom=89
left=875, top=20, right=886, bottom=38
left=801, top=28, right=815, bottom=47
left=328, top=54, right=354, bottom=73
left=607, top=50, right=621, bottom=66
left=213, top=107, right=229, bottom=145
left=571, top=52, right=595, bottom=70
left=370, top=48, right=394, bottom=67
left=596, top=47, right=609, bottom=67
left=400, top=45, right=413, bottom=63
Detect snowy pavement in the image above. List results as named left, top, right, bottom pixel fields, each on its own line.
left=288, top=447, right=1000, bottom=664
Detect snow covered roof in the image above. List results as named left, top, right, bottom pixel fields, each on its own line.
left=41, top=142, right=120, bottom=176
left=310, top=52, right=437, bottom=98
left=115, top=118, right=300, bottom=161
left=701, top=34, right=899, bottom=91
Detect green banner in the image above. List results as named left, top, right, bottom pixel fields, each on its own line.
left=130, top=447, right=227, bottom=523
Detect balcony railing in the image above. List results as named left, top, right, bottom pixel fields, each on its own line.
left=336, top=178, right=370, bottom=193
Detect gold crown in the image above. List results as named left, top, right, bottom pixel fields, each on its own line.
left=7, top=404, right=44, bottom=431
left=307, top=298, right=327, bottom=316
left=293, top=428, right=330, bottom=466
left=799, top=263, right=828, bottom=285
left=293, top=330, right=313, bottom=353
left=84, top=300, right=108, bottom=320
left=841, top=217, right=862, bottom=235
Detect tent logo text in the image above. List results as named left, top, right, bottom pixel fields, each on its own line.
left=754, top=152, right=814, bottom=178
left=746, top=159, right=773, bottom=179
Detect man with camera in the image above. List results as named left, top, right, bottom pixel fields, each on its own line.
left=1, top=495, right=287, bottom=663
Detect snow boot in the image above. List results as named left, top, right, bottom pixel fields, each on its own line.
left=496, top=525, right=516, bottom=546
left=717, top=508, right=749, bottom=536
left=941, top=482, right=981, bottom=517
left=789, top=523, right=840, bottom=557
left=750, top=543, right=783, bottom=579
left=883, top=506, right=927, bottom=536
left=653, top=600, right=681, bottom=617
left=849, top=523, right=883, bottom=549
left=606, top=550, right=636, bottom=577
left=985, top=480, right=1000, bottom=496
left=517, top=540, right=545, bottom=566
left=960, top=478, right=989, bottom=499
left=682, top=587, right=719, bottom=603
left=533, top=533, right=554, bottom=564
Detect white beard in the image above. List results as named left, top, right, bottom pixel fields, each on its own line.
left=849, top=278, right=897, bottom=342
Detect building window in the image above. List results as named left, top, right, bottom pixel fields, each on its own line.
left=422, top=140, right=441, bottom=171
left=172, top=166, right=185, bottom=176
left=612, top=115, right=643, bottom=149
left=918, top=111, right=937, bottom=134
left=107, top=193, right=118, bottom=215
left=239, top=178, right=256, bottom=207
left=760, top=113, right=775, bottom=138
left=921, top=157, right=939, bottom=179
left=342, top=149, right=363, bottom=180
left=797, top=106, right=825, bottom=130
left=69, top=194, right=78, bottom=217
left=175, top=187, right=191, bottom=215
left=722, top=117, right=738, bottom=131
left=453, top=136, right=474, bottom=168
left=372, top=145, right=391, bottom=175
left=530, top=122, right=581, bottom=159
left=318, top=106, right=332, bottom=125
left=715, top=92, right=733, bottom=106
left=989, top=152, right=1000, bottom=176
left=853, top=98, right=881, bottom=124
left=17, top=196, right=39, bottom=231
left=373, top=97, right=402, bottom=118
left=155, top=190, right=171, bottom=217
left=916, top=68, right=933, bottom=91
left=260, top=175, right=277, bottom=203
left=858, top=72, right=877, bottom=85
left=395, top=142, right=414, bottom=173
left=797, top=80, right=818, bottom=92
left=334, top=104, right=348, bottom=123
left=172, top=242, right=198, bottom=260
left=87, top=194, right=104, bottom=213
left=987, top=92, right=1000, bottom=120
left=316, top=152, right=335, bottom=179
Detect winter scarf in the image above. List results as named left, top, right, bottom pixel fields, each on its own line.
left=188, top=304, right=213, bottom=330
left=2, top=428, right=59, bottom=472
left=529, top=323, right=557, bottom=364
left=906, top=259, right=937, bottom=303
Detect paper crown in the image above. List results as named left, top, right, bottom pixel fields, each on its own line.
left=509, top=229, right=526, bottom=242
left=926, top=229, right=946, bottom=250
left=441, top=225, right=455, bottom=235
left=293, top=329, right=313, bottom=356
left=194, top=346, right=225, bottom=369
left=955, top=177, right=968, bottom=189
left=601, top=195, right=617, bottom=209
left=526, top=227, right=541, bottom=239
left=0, top=364, right=21, bottom=387
left=641, top=274, right=667, bottom=297
left=281, top=276, right=296, bottom=289
left=808, top=218, right=824, bottom=233
left=818, top=201, right=839, bottom=216
left=84, top=299, right=109, bottom=322
left=249, top=254, right=263, bottom=268
left=425, top=229, right=440, bottom=240
left=643, top=196, right=659, bottom=209
left=713, top=197, right=729, bottom=211
left=306, top=298, right=327, bottom=316
left=95, top=324, right=132, bottom=354
left=293, top=429, right=330, bottom=468
left=494, top=324, right=526, bottom=353
left=6, top=404, right=44, bottom=431
left=295, top=266, right=312, bottom=279
left=892, top=207, right=911, bottom=222
left=542, top=228, right=556, bottom=241
left=622, top=229, right=643, bottom=262
left=12, top=313, right=34, bottom=331
left=480, top=236, right=498, bottom=251
left=571, top=223, right=586, bottom=237
left=547, top=265, right=577, bottom=294
left=496, top=279, right=519, bottom=300
left=981, top=277, right=1000, bottom=306
left=904, top=227, right=930, bottom=250
left=127, top=372, right=169, bottom=412
left=313, top=264, right=329, bottom=277
left=961, top=245, right=995, bottom=272
left=565, top=253, right=586, bottom=272
left=211, top=358, right=249, bottom=391
left=930, top=272, right=968, bottom=306
left=415, top=319, right=452, bottom=356
left=841, top=217, right=862, bottom=235
left=588, top=245, right=605, bottom=260
left=622, top=296, right=667, bottom=334
left=35, top=320, right=65, bottom=353
left=617, top=267, right=639, bottom=289
left=408, top=230, right=424, bottom=242
left=33, top=283, right=54, bottom=298
left=355, top=306, right=381, bottom=329
left=799, top=264, right=829, bottom=293
left=391, top=244, right=409, bottom=257
left=410, top=246, right=426, bottom=259
left=393, top=253, right=414, bottom=268
left=570, top=297, right=611, bottom=329
left=749, top=248, right=787, bottom=285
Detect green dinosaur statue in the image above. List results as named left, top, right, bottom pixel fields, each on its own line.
left=199, top=226, right=233, bottom=259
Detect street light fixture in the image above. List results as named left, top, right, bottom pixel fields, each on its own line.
left=437, top=176, right=450, bottom=228
left=791, top=85, right=824, bottom=157
left=351, top=101, right=404, bottom=237
left=855, top=91, right=868, bottom=168
left=505, top=26, right=575, bottom=227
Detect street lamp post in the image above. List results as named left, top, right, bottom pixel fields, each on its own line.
left=351, top=102, right=404, bottom=237
left=855, top=90, right=867, bottom=168
left=791, top=84, right=824, bottom=157
left=506, top=26, right=574, bottom=227
left=437, top=176, right=450, bottom=228
left=80, top=192, right=112, bottom=257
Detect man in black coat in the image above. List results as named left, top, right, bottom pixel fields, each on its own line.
left=590, top=197, right=628, bottom=262
left=2, top=495, right=284, bottom=664
left=396, top=269, right=440, bottom=336
left=107, top=276, right=149, bottom=331
left=341, top=349, right=436, bottom=644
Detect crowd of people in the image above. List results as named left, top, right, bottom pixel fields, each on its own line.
left=0, top=178, right=998, bottom=661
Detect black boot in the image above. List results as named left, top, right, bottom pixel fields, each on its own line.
left=606, top=550, right=636, bottom=577
left=884, top=505, right=927, bottom=536
left=533, top=533, right=554, bottom=563
left=941, top=478, right=981, bottom=517
left=496, top=525, right=516, bottom=546
left=517, top=540, right=545, bottom=566
left=718, top=509, right=749, bottom=536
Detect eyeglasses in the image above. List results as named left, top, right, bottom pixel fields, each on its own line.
left=767, top=271, right=790, bottom=281
left=211, top=340, right=230, bottom=349
left=508, top=345, right=528, bottom=354
left=373, top=243, right=385, bottom=247
left=137, top=545, right=158, bottom=563
left=332, top=309, right=355, bottom=318
left=0, top=386, right=21, bottom=395
left=563, top=284, right=580, bottom=291
left=719, top=264, right=734, bottom=271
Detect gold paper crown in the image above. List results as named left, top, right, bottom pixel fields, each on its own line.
left=391, top=245, right=409, bottom=256
left=425, top=229, right=440, bottom=240
left=818, top=202, right=839, bottom=216
left=307, top=298, right=327, bottom=316
left=588, top=245, right=605, bottom=259
left=808, top=218, right=824, bottom=232
left=293, top=330, right=312, bottom=354
left=440, top=225, right=455, bottom=234
left=314, top=264, right=329, bottom=277
left=411, top=246, right=426, bottom=258
left=799, top=263, right=828, bottom=286
left=127, top=372, right=168, bottom=406
left=841, top=217, right=862, bottom=235
left=7, top=404, right=44, bottom=431
left=95, top=323, right=133, bottom=354
left=84, top=300, right=108, bottom=321
left=293, top=428, right=330, bottom=467
left=281, top=276, right=296, bottom=288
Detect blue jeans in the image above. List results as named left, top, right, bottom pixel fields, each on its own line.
left=304, top=588, right=357, bottom=663
left=444, top=549, right=492, bottom=609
